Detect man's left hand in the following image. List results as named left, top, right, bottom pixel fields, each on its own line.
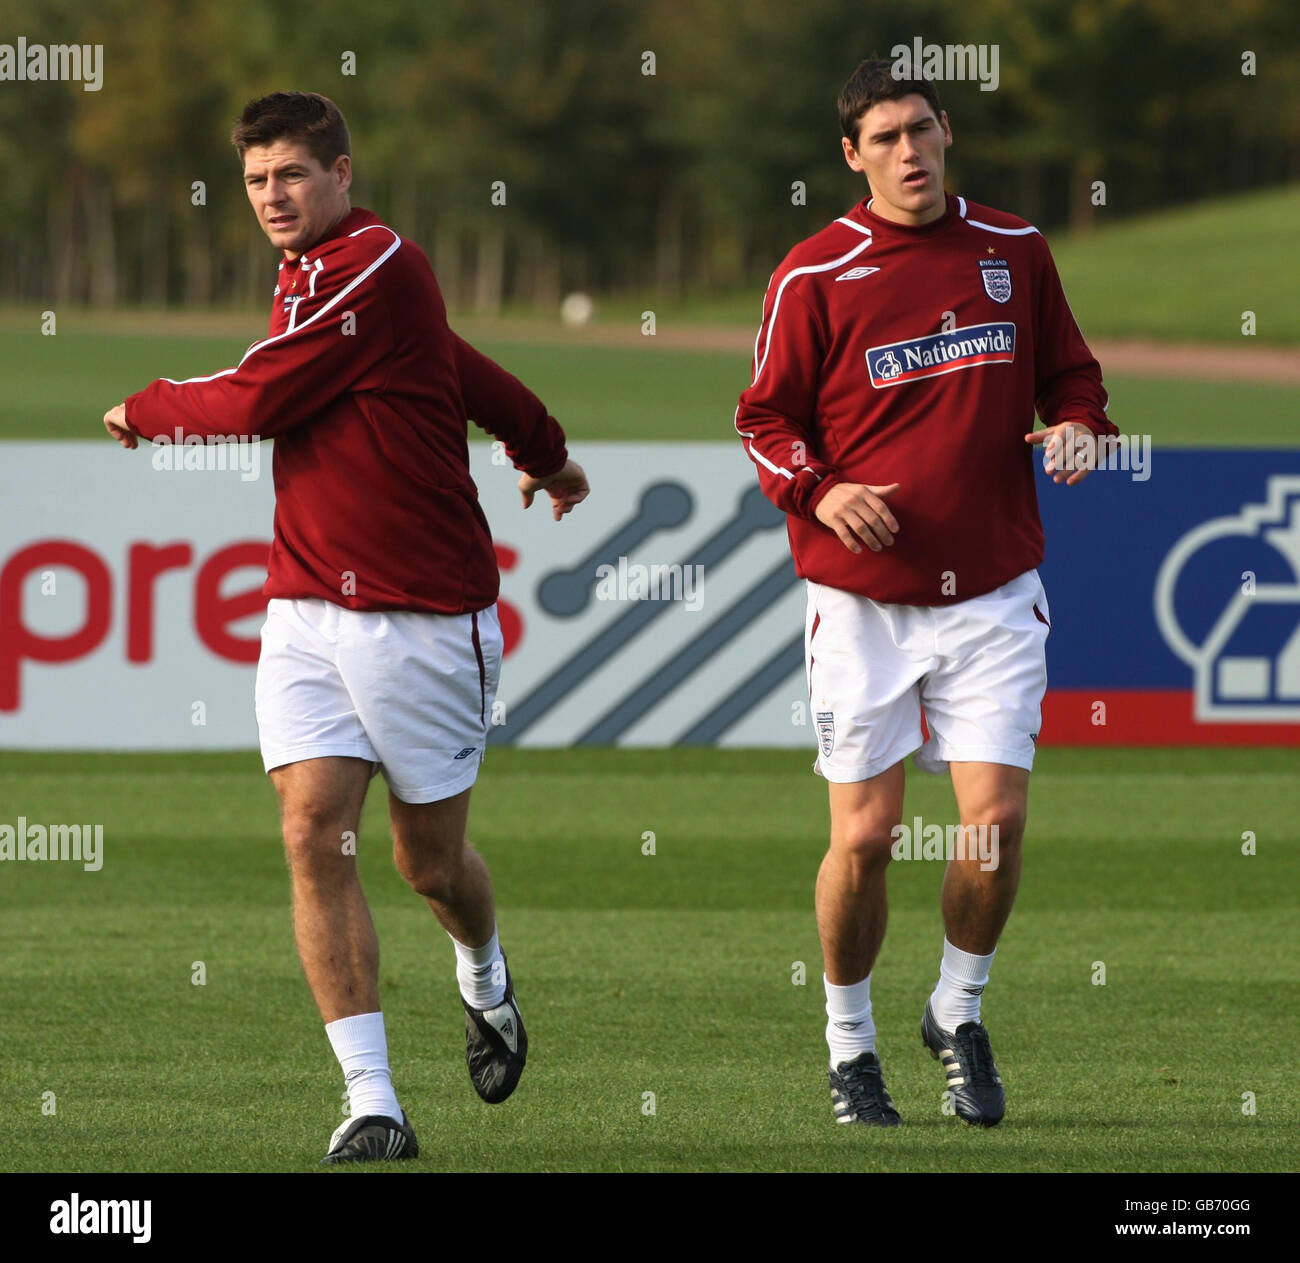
left=1024, top=422, right=1096, bottom=486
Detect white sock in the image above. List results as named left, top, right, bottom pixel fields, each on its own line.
left=451, top=926, right=505, bottom=1010
left=325, top=1011, right=401, bottom=1121
left=825, top=974, right=875, bottom=1068
left=928, top=938, right=995, bottom=1030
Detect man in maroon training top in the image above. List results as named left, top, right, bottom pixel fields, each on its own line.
left=736, top=60, right=1116, bottom=1128
left=103, top=91, right=589, bottom=1164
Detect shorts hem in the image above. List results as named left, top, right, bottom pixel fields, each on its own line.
left=261, top=741, right=377, bottom=774
left=920, top=743, right=1037, bottom=773
left=815, top=738, right=921, bottom=784
left=384, top=760, right=483, bottom=805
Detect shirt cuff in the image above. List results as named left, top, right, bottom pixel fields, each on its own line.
left=803, top=470, right=843, bottom=520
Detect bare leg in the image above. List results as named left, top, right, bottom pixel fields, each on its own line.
left=942, top=762, right=1028, bottom=954
left=270, top=756, right=377, bottom=1023
left=818, top=762, right=906, bottom=984
left=389, top=787, right=495, bottom=948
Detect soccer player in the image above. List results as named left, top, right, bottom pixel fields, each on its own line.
left=735, top=60, right=1116, bottom=1127
left=102, top=92, right=589, bottom=1163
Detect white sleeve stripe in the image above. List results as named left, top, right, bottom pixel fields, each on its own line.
left=307, top=259, right=324, bottom=297
left=738, top=230, right=872, bottom=483
left=751, top=233, right=873, bottom=387
left=834, top=217, right=873, bottom=236
left=734, top=406, right=795, bottom=481
left=965, top=217, right=1040, bottom=236
left=160, top=228, right=402, bottom=386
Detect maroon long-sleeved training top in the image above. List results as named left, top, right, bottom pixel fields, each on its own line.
left=735, top=193, right=1117, bottom=606
left=126, top=207, right=567, bottom=613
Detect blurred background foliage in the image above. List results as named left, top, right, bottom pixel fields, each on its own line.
left=0, top=0, right=1295, bottom=312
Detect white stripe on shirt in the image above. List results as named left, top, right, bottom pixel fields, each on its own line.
left=161, top=225, right=400, bottom=386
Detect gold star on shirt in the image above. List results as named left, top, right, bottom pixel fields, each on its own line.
left=987, top=246, right=996, bottom=254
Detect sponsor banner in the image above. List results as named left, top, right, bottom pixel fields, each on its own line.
left=1036, top=448, right=1300, bottom=745
left=0, top=442, right=1297, bottom=749
left=866, top=322, right=1015, bottom=388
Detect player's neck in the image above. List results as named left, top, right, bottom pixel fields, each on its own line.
left=864, top=190, right=948, bottom=228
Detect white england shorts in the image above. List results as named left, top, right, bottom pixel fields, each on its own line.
left=255, top=597, right=503, bottom=803
left=805, top=569, right=1051, bottom=782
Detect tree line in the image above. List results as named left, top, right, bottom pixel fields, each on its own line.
left=1, top=0, right=1295, bottom=312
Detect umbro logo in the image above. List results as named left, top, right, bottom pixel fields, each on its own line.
left=454, top=746, right=477, bottom=760
left=835, top=266, right=880, bottom=282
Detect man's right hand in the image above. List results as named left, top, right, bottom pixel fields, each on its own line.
left=813, top=482, right=901, bottom=554
left=519, top=458, right=590, bottom=521
left=103, top=403, right=139, bottom=449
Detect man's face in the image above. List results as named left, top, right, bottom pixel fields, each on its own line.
left=241, top=139, right=351, bottom=259
left=841, top=95, right=952, bottom=227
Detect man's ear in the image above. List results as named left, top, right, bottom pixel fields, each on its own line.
left=841, top=135, right=863, bottom=173
left=334, top=154, right=353, bottom=192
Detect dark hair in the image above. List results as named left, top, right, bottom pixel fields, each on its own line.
left=838, top=58, right=942, bottom=148
left=231, top=91, right=351, bottom=169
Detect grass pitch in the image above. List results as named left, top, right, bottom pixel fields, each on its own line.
left=2, top=324, right=1297, bottom=447
left=1, top=747, right=1295, bottom=1173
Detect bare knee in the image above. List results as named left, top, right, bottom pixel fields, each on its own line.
left=394, top=837, right=463, bottom=902
left=829, top=812, right=900, bottom=872
left=396, top=856, right=459, bottom=902
left=964, top=800, right=1026, bottom=850
left=271, top=758, right=370, bottom=878
left=281, top=803, right=359, bottom=876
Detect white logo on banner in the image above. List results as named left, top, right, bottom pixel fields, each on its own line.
left=1154, top=475, right=1300, bottom=721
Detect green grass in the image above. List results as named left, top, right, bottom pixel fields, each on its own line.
left=591, top=183, right=1300, bottom=345
left=1, top=747, right=1296, bottom=1172
left=1, top=326, right=1295, bottom=445
left=0, top=326, right=753, bottom=444
left=1047, top=185, right=1300, bottom=344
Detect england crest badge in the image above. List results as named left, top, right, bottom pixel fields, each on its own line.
left=816, top=711, right=835, bottom=757
left=979, top=257, right=1012, bottom=303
